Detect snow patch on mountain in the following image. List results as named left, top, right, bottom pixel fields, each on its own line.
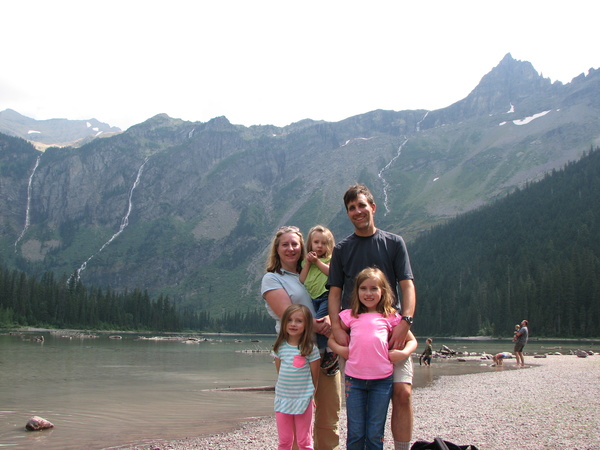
left=499, top=109, right=552, bottom=127
left=341, top=137, right=373, bottom=147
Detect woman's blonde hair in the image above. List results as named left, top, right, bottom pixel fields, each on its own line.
left=266, top=226, right=305, bottom=274
left=350, top=267, right=397, bottom=317
left=306, top=225, right=335, bottom=258
left=273, top=304, right=315, bottom=356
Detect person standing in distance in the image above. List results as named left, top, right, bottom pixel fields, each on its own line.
left=513, top=319, right=529, bottom=368
left=420, top=338, right=433, bottom=366
left=328, top=183, right=416, bottom=450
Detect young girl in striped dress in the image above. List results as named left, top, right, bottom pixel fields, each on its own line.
left=272, top=304, right=321, bottom=450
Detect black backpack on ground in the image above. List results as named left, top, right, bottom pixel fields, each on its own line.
left=411, top=437, right=479, bottom=450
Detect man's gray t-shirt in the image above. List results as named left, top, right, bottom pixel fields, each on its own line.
left=516, top=326, right=529, bottom=345
left=327, top=229, right=414, bottom=311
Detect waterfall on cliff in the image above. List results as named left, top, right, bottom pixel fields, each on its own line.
left=71, top=157, right=149, bottom=283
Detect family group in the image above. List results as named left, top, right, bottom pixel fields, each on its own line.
left=261, top=183, right=416, bottom=450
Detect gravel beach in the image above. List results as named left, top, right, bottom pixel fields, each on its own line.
left=116, top=355, right=599, bottom=450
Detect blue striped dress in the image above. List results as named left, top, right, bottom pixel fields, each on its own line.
left=273, top=342, right=320, bottom=415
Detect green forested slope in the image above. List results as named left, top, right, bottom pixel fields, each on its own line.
left=0, top=267, right=273, bottom=333
left=411, top=147, right=600, bottom=338
left=3, top=137, right=599, bottom=336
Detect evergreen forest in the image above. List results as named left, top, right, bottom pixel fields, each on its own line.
left=411, top=147, right=600, bottom=338
left=0, top=268, right=274, bottom=333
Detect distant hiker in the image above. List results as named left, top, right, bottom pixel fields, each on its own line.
left=513, top=320, right=529, bottom=368
left=261, top=226, right=341, bottom=449
left=492, top=352, right=512, bottom=366
left=272, top=304, right=320, bottom=449
left=299, top=224, right=339, bottom=376
left=420, top=338, right=433, bottom=366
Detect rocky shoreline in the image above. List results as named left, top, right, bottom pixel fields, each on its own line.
left=113, top=354, right=599, bottom=450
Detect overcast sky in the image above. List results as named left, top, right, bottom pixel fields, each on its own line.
left=2, top=0, right=598, bottom=131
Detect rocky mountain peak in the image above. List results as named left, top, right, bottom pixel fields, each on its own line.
left=0, top=109, right=121, bottom=150
left=472, top=52, right=551, bottom=99
left=421, top=53, right=558, bottom=129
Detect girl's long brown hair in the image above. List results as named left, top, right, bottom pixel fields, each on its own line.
left=350, top=267, right=397, bottom=317
left=273, top=304, right=315, bottom=357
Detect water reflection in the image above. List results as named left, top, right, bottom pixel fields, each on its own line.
left=0, top=331, right=277, bottom=450
left=0, top=331, right=596, bottom=449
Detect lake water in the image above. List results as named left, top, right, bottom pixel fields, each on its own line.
left=1, top=330, right=597, bottom=449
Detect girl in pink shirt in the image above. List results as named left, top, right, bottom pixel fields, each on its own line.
left=329, top=267, right=417, bottom=450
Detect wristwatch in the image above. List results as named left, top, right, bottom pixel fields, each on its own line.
left=402, top=316, right=414, bottom=325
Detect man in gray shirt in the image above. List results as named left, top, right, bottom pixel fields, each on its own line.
left=328, top=183, right=416, bottom=450
left=513, top=319, right=529, bottom=367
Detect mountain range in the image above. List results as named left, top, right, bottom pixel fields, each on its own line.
left=1, top=53, right=599, bottom=317
left=0, top=108, right=121, bottom=150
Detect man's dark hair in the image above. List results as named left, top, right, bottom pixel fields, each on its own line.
left=343, top=183, right=375, bottom=211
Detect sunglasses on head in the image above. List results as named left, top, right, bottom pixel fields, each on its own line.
left=277, top=225, right=300, bottom=233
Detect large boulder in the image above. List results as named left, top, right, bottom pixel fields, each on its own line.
left=25, top=416, right=54, bottom=431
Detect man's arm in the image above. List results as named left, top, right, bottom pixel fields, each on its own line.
left=514, top=328, right=524, bottom=341
left=389, top=330, right=418, bottom=363
left=389, top=278, right=416, bottom=349
left=328, top=285, right=349, bottom=346
left=328, top=336, right=349, bottom=360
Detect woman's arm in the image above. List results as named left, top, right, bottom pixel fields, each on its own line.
left=265, top=287, right=331, bottom=336
left=264, top=288, right=293, bottom=319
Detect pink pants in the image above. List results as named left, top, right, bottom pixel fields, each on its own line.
left=276, top=401, right=314, bottom=450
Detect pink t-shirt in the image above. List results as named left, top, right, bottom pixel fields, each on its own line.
left=340, top=309, right=401, bottom=380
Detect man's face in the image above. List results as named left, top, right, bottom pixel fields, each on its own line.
left=346, top=193, right=376, bottom=234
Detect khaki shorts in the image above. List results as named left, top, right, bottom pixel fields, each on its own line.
left=514, top=342, right=525, bottom=353
left=393, top=356, right=414, bottom=384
